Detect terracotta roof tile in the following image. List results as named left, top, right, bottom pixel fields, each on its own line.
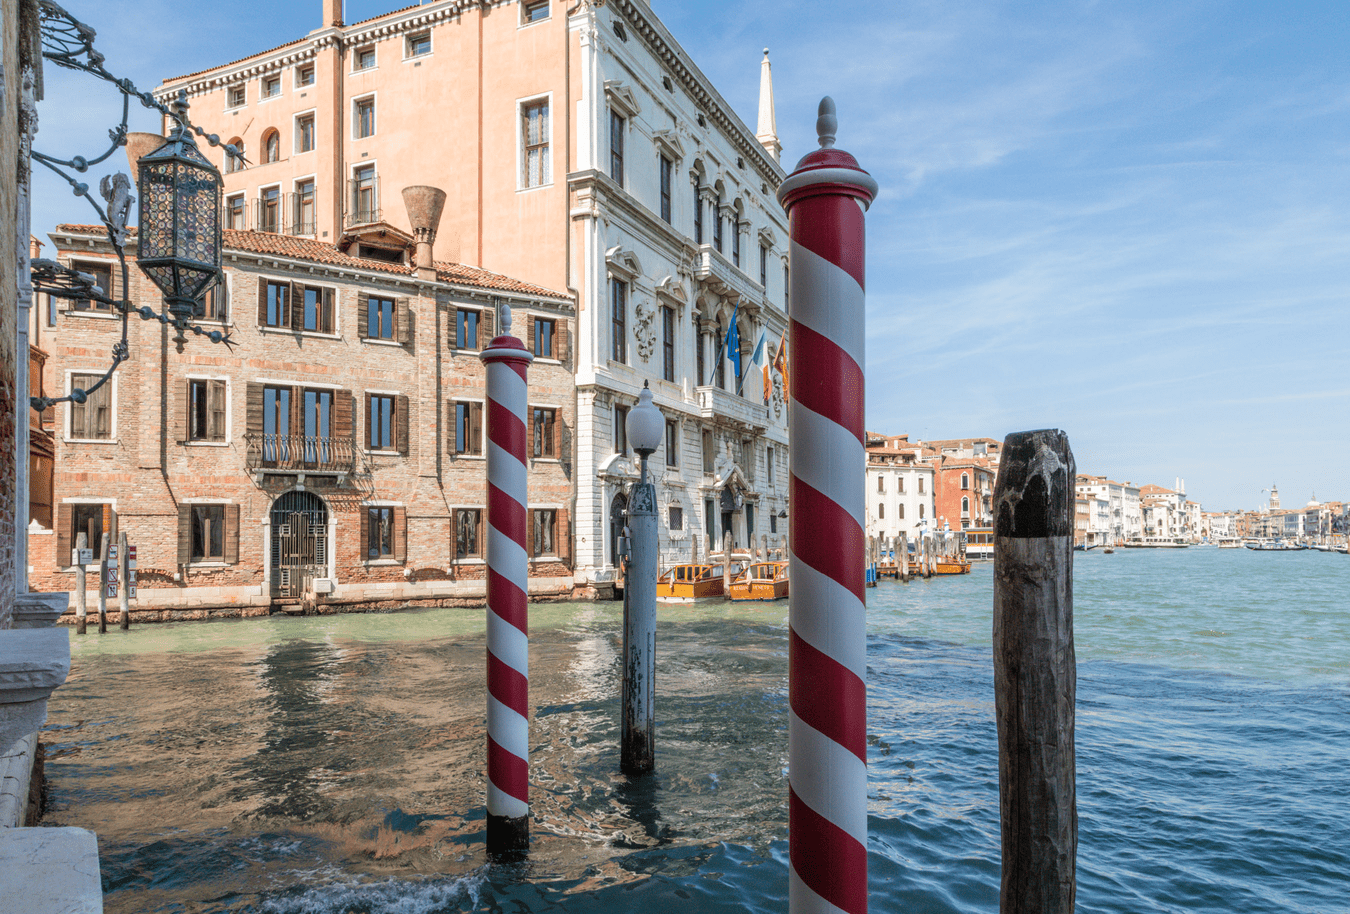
left=52, top=224, right=570, bottom=300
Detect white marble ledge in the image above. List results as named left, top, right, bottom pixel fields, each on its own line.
left=0, top=827, right=103, bottom=913
left=0, top=629, right=71, bottom=759
left=13, top=593, right=71, bottom=629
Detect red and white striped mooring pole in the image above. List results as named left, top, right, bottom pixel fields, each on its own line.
left=480, top=305, right=534, bottom=859
left=777, top=97, right=879, bottom=914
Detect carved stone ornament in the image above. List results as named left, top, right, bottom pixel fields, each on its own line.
left=772, top=374, right=784, bottom=417
left=634, top=295, right=657, bottom=362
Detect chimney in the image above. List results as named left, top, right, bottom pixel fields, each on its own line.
left=323, top=0, right=343, bottom=27
left=29, top=235, right=43, bottom=260
left=125, top=131, right=166, bottom=173
left=402, top=185, right=447, bottom=281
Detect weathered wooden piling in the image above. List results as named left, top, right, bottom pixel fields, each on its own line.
left=480, top=306, right=534, bottom=859
left=621, top=386, right=661, bottom=776
left=723, top=531, right=733, bottom=592
left=992, top=429, right=1077, bottom=914
left=97, top=533, right=109, bottom=633
left=74, top=533, right=87, bottom=634
left=118, top=531, right=130, bottom=630
left=778, top=95, right=878, bottom=914
left=899, top=532, right=909, bottom=582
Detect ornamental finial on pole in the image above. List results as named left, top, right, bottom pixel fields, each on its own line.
left=816, top=96, right=837, bottom=149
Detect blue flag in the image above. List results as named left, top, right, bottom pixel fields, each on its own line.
left=727, top=304, right=741, bottom=379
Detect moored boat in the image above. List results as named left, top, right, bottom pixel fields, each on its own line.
left=1121, top=537, right=1190, bottom=548
left=727, top=561, right=789, bottom=601
left=657, top=563, right=729, bottom=602
left=932, top=556, right=972, bottom=575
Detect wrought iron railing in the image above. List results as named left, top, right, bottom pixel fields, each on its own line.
left=244, top=434, right=356, bottom=473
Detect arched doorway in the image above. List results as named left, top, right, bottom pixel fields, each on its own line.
left=609, top=490, right=629, bottom=569
left=270, top=491, right=329, bottom=599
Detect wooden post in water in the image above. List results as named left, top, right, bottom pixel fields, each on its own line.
left=762, top=534, right=769, bottom=563
left=899, top=532, right=908, bottom=582
left=118, top=531, right=130, bottom=630
left=992, top=429, right=1077, bottom=914
left=722, top=531, right=733, bottom=592
left=97, top=533, right=109, bottom=634
left=74, top=533, right=88, bottom=635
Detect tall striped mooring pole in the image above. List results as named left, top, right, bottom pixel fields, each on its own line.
left=481, top=304, right=534, bottom=859
left=777, top=97, right=879, bottom=914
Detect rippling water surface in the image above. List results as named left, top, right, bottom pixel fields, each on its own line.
left=40, top=549, right=1350, bottom=913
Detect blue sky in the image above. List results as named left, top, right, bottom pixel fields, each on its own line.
left=32, top=1, right=1350, bottom=511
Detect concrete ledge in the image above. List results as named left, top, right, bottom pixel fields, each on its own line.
left=0, top=827, right=103, bottom=912
left=0, top=732, right=38, bottom=828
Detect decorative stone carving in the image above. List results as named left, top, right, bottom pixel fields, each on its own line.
left=772, top=374, right=784, bottom=417
left=634, top=296, right=657, bottom=362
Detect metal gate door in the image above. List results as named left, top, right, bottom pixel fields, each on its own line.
left=270, top=491, right=328, bottom=599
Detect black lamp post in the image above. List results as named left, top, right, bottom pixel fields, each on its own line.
left=136, top=91, right=223, bottom=350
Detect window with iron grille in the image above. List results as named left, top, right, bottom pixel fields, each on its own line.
left=352, top=164, right=378, bottom=223
left=189, top=379, right=227, bottom=442
left=659, top=155, right=672, bottom=224
left=293, top=180, right=316, bottom=234
left=668, top=506, right=683, bottom=531
left=610, top=110, right=625, bottom=186
left=69, top=373, right=112, bottom=440
left=611, top=279, right=627, bottom=363
left=532, top=509, right=556, bottom=556
left=406, top=32, right=431, bottom=57
left=521, top=99, right=550, bottom=187
left=456, top=508, right=482, bottom=558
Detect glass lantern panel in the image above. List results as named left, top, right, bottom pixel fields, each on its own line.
left=176, top=164, right=220, bottom=269
left=139, top=162, right=177, bottom=262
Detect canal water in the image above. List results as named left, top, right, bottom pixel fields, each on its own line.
left=39, top=548, right=1350, bottom=913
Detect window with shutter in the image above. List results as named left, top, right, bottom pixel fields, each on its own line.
left=531, top=407, right=556, bottom=458
left=188, top=379, right=228, bottom=443
left=557, top=507, right=571, bottom=565
left=396, top=299, right=412, bottom=346
left=224, top=505, right=240, bottom=564
left=69, top=503, right=110, bottom=560
left=69, top=373, right=112, bottom=440
left=357, top=293, right=370, bottom=339
left=393, top=506, right=407, bottom=562
left=397, top=395, right=410, bottom=454
left=455, top=508, right=482, bottom=558
left=451, top=400, right=484, bottom=455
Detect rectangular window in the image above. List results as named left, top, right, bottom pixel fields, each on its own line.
left=263, top=75, right=280, bottom=98
left=732, top=217, right=741, bottom=267
left=189, top=379, right=227, bottom=442
left=352, top=164, right=377, bottom=223
left=259, top=186, right=280, bottom=233
left=262, top=385, right=290, bottom=462
left=263, top=280, right=289, bottom=327
left=659, top=155, right=672, bottom=224
left=705, top=499, right=716, bottom=545
left=522, top=0, right=549, bottom=22
left=293, top=179, right=316, bottom=234
left=898, top=477, right=905, bottom=494
left=406, top=32, right=431, bottom=57
left=919, top=478, right=925, bottom=494
left=661, top=305, right=675, bottom=382
left=532, top=509, right=556, bottom=556
left=702, top=428, right=714, bottom=473
left=355, top=97, right=375, bottom=138
left=665, top=419, right=678, bottom=468
left=368, top=507, right=395, bottom=558
left=770, top=514, right=778, bottom=534
left=611, top=279, right=627, bottom=363
left=71, top=261, right=113, bottom=312
left=693, top=183, right=703, bottom=243
left=697, top=329, right=706, bottom=385
left=226, top=194, right=246, bottom=230
left=614, top=404, right=629, bottom=456
left=610, top=110, right=625, bottom=187
left=455, top=508, right=482, bottom=558
left=878, top=476, right=885, bottom=493
left=368, top=295, right=395, bottom=340
left=191, top=505, right=226, bottom=562
left=297, top=114, right=315, bottom=153
left=668, top=505, right=683, bottom=531
left=300, top=285, right=334, bottom=333
left=521, top=100, right=550, bottom=187
left=368, top=394, right=395, bottom=450
left=355, top=46, right=376, bottom=70
left=533, top=317, right=554, bottom=358
left=296, top=63, right=315, bottom=87
left=453, top=401, right=483, bottom=455
left=456, top=309, right=480, bottom=350
left=228, top=84, right=245, bottom=108
left=532, top=407, right=556, bottom=458
left=69, top=373, right=112, bottom=439
left=767, top=446, right=775, bottom=485
left=760, top=244, right=768, bottom=287
left=70, top=504, right=108, bottom=557
left=713, top=194, right=723, bottom=252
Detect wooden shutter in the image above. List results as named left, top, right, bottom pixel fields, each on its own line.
left=470, top=402, right=483, bottom=455
left=290, top=282, right=305, bottom=331
left=224, top=504, right=240, bottom=564
left=209, top=380, right=227, bottom=441
left=396, top=298, right=412, bottom=346
left=393, top=506, right=407, bottom=561
left=526, top=315, right=535, bottom=355
left=175, top=380, right=191, bottom=443
left=70, top=394, right=87, bottom=439
left=56, top=504, right=72, bottom=567
left=481, top=306, right=495, bottom=343
left=245, top=382, right=264, bottom=438
left=396, top=394, right=410, bottom=454
left=334, top=389, right=353, bottom=443
left=177, top=505, right=192, bottom=565
left=450, top=309, right=460, bottom=350
left=556, top=320, right=570, bottom=366
left=553, top=409, right=562, bottom=459
left=447, top=400, right=456, bottom=453
left=257, top=276, right=269, bottom=326
left=323, top=288, right=335, bottom=334
left=527, top=510, right=536, bottom=558
left=360, top=507, right=370, bottom=559
left=357, top=292, right=369, bottom=339
left=557, top=507, right=571, bottom=565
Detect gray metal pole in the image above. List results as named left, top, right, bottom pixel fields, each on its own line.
left=622, top=453, right=658, bottom=774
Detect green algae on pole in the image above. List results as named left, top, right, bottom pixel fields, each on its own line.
left=992, top=429, right=1077, bottom=914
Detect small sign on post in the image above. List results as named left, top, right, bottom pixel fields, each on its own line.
left=105, top=584, right=118, bottom=599
left=78, top=548, right=93, bottom=566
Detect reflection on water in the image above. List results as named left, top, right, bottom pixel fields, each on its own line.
left=39, top=551, right=1350, bottom=913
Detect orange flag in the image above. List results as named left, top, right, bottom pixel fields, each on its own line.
left=772, top=330, right=788, bottom=399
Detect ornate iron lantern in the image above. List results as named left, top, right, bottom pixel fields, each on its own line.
left=136, top=91, right=223, bottom=349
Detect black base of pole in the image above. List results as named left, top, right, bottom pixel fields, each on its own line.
left=486, top=813, right=529, bottom=860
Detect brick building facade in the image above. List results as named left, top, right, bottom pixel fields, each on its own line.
left=30, top=223, right=576, bottom=616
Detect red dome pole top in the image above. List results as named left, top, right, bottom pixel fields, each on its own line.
left=777, top=97, right=879, bottom=214
left=480, top=303, right=535, bottom=366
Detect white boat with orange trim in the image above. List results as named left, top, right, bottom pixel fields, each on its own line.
left=727, top=561, right=789, bottom=601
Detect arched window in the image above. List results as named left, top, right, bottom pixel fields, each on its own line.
left=899, top=504, right=905, bottom=519
left=262, top=129, right=280, bottom=164
left=224, top=138, right=245, bottom=173
left=961, top=473, right=969, bottom=490
left=962, top=496, right=970, bottom=516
